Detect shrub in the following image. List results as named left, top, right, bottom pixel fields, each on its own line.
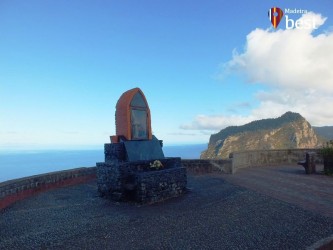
left=320, top=140, right=333, bottom=158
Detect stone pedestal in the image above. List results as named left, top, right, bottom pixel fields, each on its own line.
left=97, top=143, right=187, bottom=204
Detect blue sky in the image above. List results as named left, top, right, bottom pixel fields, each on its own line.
left=1, top=0, right=333, bottom=150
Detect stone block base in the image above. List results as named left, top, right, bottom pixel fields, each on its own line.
left=135, top=167, right=187, bottom=203
left=97, top=157, right=187, bottom=204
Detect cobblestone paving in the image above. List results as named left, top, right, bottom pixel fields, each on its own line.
left=1, top=170, right=333, bottom=249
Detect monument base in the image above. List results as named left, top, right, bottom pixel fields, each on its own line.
left=97, top=156, right=187, bottom=204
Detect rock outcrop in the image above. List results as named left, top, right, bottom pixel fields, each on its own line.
left=201, top=112, right=323, bottom=159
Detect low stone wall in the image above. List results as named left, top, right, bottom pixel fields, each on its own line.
left=0, top=167, right=96, bottom=210
left=231, top=148, right=320, bottom=173
left=182, top=159, right=232, bottom=174
left=5, top=153, right=315, bottom=210
left=1, top=159, right=230, bottom=210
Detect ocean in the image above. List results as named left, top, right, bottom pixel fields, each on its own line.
left=0, top=144, right=207, bottom=182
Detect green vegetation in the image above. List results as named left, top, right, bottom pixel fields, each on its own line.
left=319, top=140, right=333, bottom=157
left=320, top=140, right=333, bottom=176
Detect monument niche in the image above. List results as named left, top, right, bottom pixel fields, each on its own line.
left=97, top=88, right=187, bottom=203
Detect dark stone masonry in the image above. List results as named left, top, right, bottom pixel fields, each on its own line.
left=298, top=151, right=317, bottom=174
left=97, top=142, right=187, bottom=203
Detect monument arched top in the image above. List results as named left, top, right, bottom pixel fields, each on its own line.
left=116, top=88, right=150, bottom=111
left=112, top=87, right=152, bottom=142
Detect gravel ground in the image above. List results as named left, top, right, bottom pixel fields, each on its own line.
left=1, top=174, right=333, bottom=250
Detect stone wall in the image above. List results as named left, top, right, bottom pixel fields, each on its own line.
left=2, top=159, right=226, bottom=210
left=136, top=167, right=187, bottom=203
left=0, top=167, right=96, bottom=210
left=97, top=161, right=121, bottom=195
left=2, top=150, right=319, bottom=210
left=231, top=148, right=320, bottom=173
left=182, top=159, right=232, bottom=174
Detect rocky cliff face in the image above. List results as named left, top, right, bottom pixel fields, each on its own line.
left=201, top=112, right=322, bottom=159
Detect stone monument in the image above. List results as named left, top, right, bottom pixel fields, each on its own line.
left=97, top=87, right=187, bottom=203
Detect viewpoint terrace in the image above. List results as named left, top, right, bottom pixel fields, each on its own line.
left=1, top=149, right=333, bottom=249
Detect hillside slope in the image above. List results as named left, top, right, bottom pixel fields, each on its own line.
left=201, top=112, right=323, bottom=159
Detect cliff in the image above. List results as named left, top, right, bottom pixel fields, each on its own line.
left=201, top=112, right=323, bottom=159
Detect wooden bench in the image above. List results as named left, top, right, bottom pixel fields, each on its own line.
left=298, top=152, right=316, bottom=174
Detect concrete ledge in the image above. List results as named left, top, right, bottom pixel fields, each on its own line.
left=0, top=167, right=96, bottom=210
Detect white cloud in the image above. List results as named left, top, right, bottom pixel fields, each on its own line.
left=182, top=12, right=333, bottom=131
left=180, top=114, right=254, bottom=130
left=226, top=12, right=333, bottom=92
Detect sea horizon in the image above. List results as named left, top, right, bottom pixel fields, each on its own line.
left=0, top=144, right=207, bottom=183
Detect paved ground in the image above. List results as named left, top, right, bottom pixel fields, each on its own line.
left=223, top=164, right=333, bottom=218
left=1, top=165, right=333, bottom=249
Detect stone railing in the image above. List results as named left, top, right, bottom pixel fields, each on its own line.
left=231, top=148, right=320, bottom=173
left=182, top=159, right=232, bottom=174
left=0, top=159, right=234, bottom=210
left=0, top=167, right=96, bottom=210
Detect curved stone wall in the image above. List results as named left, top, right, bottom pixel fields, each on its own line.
left=0, top=167, right=96, bottom=210
left=0, top=151, right=319, bottom=210
left=0, top=160, right=232, bottom=210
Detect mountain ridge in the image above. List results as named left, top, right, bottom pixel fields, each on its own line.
left=208, top=111, right=304, bottom=146
left=201, top=112, right=325, bottom=159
